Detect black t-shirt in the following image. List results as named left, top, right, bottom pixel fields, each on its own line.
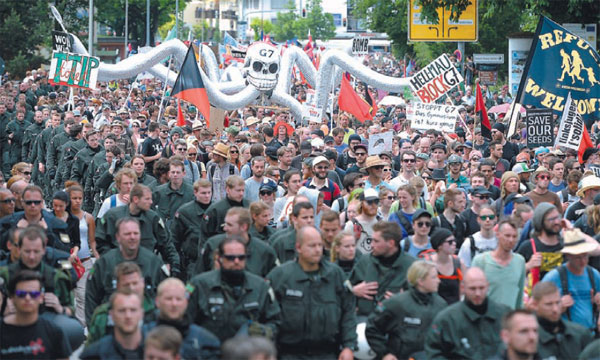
left=0, top=317, right=72, bottom=359
left=141, top=136, right=163, bottom=173
left=516, top=236, right=564, bottom=279
left=461, top=208, right=480, bottom=237
left=487, top=185, right=501, bottom=201
left=565, top=200, right=587, bottom=223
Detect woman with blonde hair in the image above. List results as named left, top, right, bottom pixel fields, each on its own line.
left=249, top=201, right=274, bottom=242
left=330, top=231, right=359, bottom=277
left=11, top=162, right=32, bottom=183
left=365, top=260, right=447, bottom=359
left=389, top=184, right=419, bottom=239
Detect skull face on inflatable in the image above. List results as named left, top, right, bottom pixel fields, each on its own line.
left=244, top=42, right=280, bottom=92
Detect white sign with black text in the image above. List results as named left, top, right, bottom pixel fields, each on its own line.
left=368, top=131, right=393, bottom=155
left=409, top=54, right=463, bottom=103
left=555, top=93, right=584, bottom=151
left=352, top=36, right=369, bottom=55
left=407, top=103, right=458, bottom=133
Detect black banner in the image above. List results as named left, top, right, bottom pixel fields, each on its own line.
left=526, top=108, right=554, bottom=148
left=52, top=31, right=72, bottom=52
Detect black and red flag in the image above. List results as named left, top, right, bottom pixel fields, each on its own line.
left=171, top=45, right=211, bottom=127
left=476, top=82, right=492, bottom=140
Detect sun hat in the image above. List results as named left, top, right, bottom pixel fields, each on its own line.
left=212, top=143, right=230, bottom=158
left=561, top=228, right=597, bottom=255
left=576, top=175, right=600, bottom=197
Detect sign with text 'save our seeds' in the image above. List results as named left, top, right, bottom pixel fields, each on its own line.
left=526, top=108, right=554, bottom=148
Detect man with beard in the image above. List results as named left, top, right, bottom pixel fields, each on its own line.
left=303, top=156, right=341, bottom=207
left=344, top=188, right=380, bottom=254
left=336, top=134, right=362, bottom=171
left=433, top=188, right=467, bottom=249
left=349, top=221, right=415, bottom=316
left=80, top=290, right=145, bottom=359
left=187, top=236, right=281, bottom=342
left=70, top=130, right=103, bottom=184
left=525, top=167, right=562, bottom=212
left=488, top=141, right=511, bottom=180
left=346, top=143, right=369, bottom=174
left=493, top=310, right=539, bottom=360
left=488, top=123, right=519, bottom=164
left=267, top=226, right=357, bottom=360
left=425, top=267, right=510, bottom=358
left=530, top=282, right=593, bottom=359
left=244, top=156, right=267, bottom=202
left=144, top=278, right=221, bottom=360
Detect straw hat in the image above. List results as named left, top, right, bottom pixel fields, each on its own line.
left=192, top=120, right=203, bottom=130
left=246, top=116, right=260, bottom=126
left=364, top=155, right=387, bottom=169
left=576, top=175, right=600, bottom=197
left=561, top=228, right=598, bottom=255
left=212, top=143, right=230, bottom=158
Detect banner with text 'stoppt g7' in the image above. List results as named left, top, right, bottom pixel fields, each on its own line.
left=516, top=16, right=600, bottom=127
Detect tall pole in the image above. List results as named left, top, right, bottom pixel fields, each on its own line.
left=125, top=0, right=128, bottom=58
left=146, top=0, right=150, bottom=46
left=175, top=0, right=179, bottom=39
left=88, top=0, right=94, bottom=55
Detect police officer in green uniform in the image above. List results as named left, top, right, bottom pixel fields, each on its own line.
left=366, top=261, right=447, bottom=359
left=271, top=201, right=314, bottom=263
left=171, top=179, right=212, bottom=280
left=529, top=282, right=593, bottom=359
left=70, top=129, right=103, bottom=184
left=46, top=118, right=74, bottom=191
left=21, top=110, right=44, bottom=171
left=425, top=267, right=511, bottom=359
left=5, top=109, right=31, bottom=167
left=86, top=262, right=156, bottom=345
left=153, top=158, right=194, bottom=228
left=187, top=236, right=281, bottom=342
left=95, top=184, right=180, bottom=275
left=199, top=207, right=277, bottom=277
left=83, top=134, right=117, bottom=212
left=54, top=123, right=83, bottom=190
left=349, top=221, right=415, bottom=316
left=85, top=217, right=168, bottom=324
left=59, top=123, right=89, bottom=187
left=267, top=226, right=357, bottom=360
left=36, top=112, right=63, bottom=199
left=202, top=175, right=249, bottom=239
left=0, top=226, right=85, bottom=350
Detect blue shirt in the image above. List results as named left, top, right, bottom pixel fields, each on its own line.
left=548, top=181, right=566, bottom=193
left=400, top=236, right=432, bottom=258
left=334, top=143, right=348, bottom=153
left=389, top=211, right=415, bottom=239
left=542, top=265, right=600, bottom=329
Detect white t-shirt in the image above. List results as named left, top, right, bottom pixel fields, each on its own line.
left=96, top=195, right=127, bottom=219
left=344, top=216, right=379, bottom=254
left=458, top=232, right=498, bottom=267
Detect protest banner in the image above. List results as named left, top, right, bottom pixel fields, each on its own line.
left=48, top=51, right=100, bottom=89
left=352, top=36, right=369, bottom=55
left=208, top=106, right=226, bottom=132
left=52, top=31, right=72, bottom=52
left=555, top=93, right=584, bottom=151
left=302, top=102, right=323, bottom=124
left=407, top=102, right=458, bottom=133
left=590, top=165, right=600, bottom=178
left=526, top=108, right=554, bottom=148
left=368, top=131, right=393, bottom=155
left=409, top=54, right=464, bottom=103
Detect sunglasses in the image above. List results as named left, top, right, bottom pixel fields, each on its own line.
left=315, top=166, right=328, bottom=170
left=416, top=221, right=431, bottom=228
left=471, top=157, right=481, bottom=161
left=15, top=290, right=42, bottom=299
left=383, top=168, right=391, bottom=172
left=355, top=152, right=367, bottom=156
left=385, top=196, right=396, bottom=200
left=476, top=195, right=490, bottom=200
left=479, top=214, right=496, bottom=221
left=132, top=124, right=140, bottom=128
left=19, top=171, right=32, bottom=176
left=445, top=239, right=457, bottom=244
left=365, top=199, right=380, bottom=206
left=403, top=159, right=415, bottom=163
left=161, top=130, right=169, bottom=133
left=537, top=175, right=551, bottom=180
left=176, top=148, right=187, bottom=151
left=188, top=153, right=197, bottom=156
left=24, top=200, right=42, bottom=206
left=0, top=198, right=16, bottom=204
left=260, top=191, right=274, bottom=196
left=422, top=177, right=431, bottom=181
left=223, top=254, right=247, bottom=261
left=230, top=150, right=239, bottom=154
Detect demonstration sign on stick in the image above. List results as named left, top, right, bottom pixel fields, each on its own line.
left=368, top=131, right=393, bottom=155
left=407, top=103, right=458, bottom=133
left=52, top=31, right=73, bottom=52
left=409, top=54, right=464, bottom=103
left=48, top=51, right=100, bottom=90
left=302, top=102, right=323, bottom=125
left=526, top=108, right=554, bottom=148
left=555, top=93, right=584, bottom=151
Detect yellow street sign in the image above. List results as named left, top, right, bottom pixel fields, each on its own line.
left=408, top=0, right=478, bottom=42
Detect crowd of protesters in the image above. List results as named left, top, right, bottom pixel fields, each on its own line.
left=0, top=56, right=599, bottom=360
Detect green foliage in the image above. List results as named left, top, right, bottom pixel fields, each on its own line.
left=193, top=21, right=211, bottom=41
left=273, top=0, right=336, bottom=42
left=5, top=52, right=45, bottom=79
left=158, top=14, right=176, bottom=40
left=250, top=18, right=274, bottom=40
left=414, top=0, right=472, bottom=24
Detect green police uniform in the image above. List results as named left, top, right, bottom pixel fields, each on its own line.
left=6, top=117, right=31, bottom=166
left=22, top=120, right=44, bottom=163
left=249, top=224, right=275, bottom=243
left=366, top=287, right=448, bottom=359
left=36, top=125, right=61, bottom=198
left=579, top=339, right=600, bottom=360
left=425, top=299, right=510, bottom=359
left=266, top=260, right=357, bottom=359
left=46, top=130, right=71, bottom=181
left=537, top=316, right=593, bottom=360
left=70, top=143, right=102, bottom=184
left=86, top=294, right=156, bottom=345
left=0, top=261, right=74, bottom=314
left=202, top=197, right=251, bottom=239
left=271, top=228, right=297, bottom=264
left=171, top=200, right=210, bottom=279
left=199, top=234, right=277, bottom=277
left=84, top=247, right=167, bottom=324
left=349, top=251, right=415, bottom=316
left=58, top=137, right=86, bottom=187
left=187, top=269, right=281, bottom=342
left=95, top=205, right=180, bottom=271
left=138, top=172, right=157, bottom=189
left=153, top=181, right=195, bottom=226
left=83, top=150, right=108, bottom=212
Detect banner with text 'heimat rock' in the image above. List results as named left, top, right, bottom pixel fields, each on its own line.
left=407, top=103, right=458, bottom=133
left=48, top=51, right=100, bottom=90
left=555, top=93, right=584, bottom=151
left=409, top=54, right=464, bottom=103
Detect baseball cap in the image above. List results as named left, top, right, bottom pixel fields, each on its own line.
left=312, top=156, right=329, bottom=167
left=512, top=163, right=534, bottom=175
left=447, top=154, right=463, bottom=164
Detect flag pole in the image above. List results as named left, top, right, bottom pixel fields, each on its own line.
left=157, top=56, right=173, bottom=122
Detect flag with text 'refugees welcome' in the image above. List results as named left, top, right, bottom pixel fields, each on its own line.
left=515, top=16, right=600, bottom=128
left=171, top=45, right=210, bottom=127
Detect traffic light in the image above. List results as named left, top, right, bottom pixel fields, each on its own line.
left=302, top=9, right=306, bottom=17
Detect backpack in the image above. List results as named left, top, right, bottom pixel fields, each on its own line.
left=393, top=211, right=414, bottom=236
left=209, top=162, right=235, bottom=180
left=467, top=235, right=481, bottom=261
left=403, top=236, right=436, bottom=259
left=557, top=264, right=597, bottom=322
left=336, top=197, right=346, bottom=212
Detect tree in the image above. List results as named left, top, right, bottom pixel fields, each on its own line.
left=250, top=18, right=274, bottom=40
left=273, top=0, right=336, bottom=42
left=273, top=2, right=300, bottom=42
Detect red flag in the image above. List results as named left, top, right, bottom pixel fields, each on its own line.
left=176, top=100, right=186, bottom=127
left=579, top=126, right=594, bottom=164
left=338, top=73, right=372, bottom=123
left=476, top=83, right=492, bottom=139
left=171, top=45, right=211, bottom=127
